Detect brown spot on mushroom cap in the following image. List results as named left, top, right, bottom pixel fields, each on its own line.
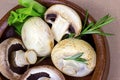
left=0, top=38, right=27, bottom=80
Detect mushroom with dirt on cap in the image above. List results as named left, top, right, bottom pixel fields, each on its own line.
left=51, top=38, right=96, bottom=77
left=44, top=4, right=82, bottom=42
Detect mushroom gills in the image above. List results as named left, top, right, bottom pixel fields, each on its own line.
left=46, top=14, right=57, bottom=23
left=62, top=25, right=75, bottom=39
left=8, top=43, right=28, bottom=74
left=27, top=72, right=50, bottom=80
left=0, top=38, right=28, bottom=80
left=68, top=24, right=75, bottom=33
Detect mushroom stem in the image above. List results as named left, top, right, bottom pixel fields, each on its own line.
left=13, top=50, right=37, bottom=67
left=25, top=50, right=37, bottom=64
left=52, top=15, right=70, bottom=42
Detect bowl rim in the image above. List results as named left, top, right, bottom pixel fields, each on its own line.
left=0, top=0, right=110, bottom=80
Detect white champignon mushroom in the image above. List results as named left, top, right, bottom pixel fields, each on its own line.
left=51, top=38, right=96, bottom=77
left=44, top=4, right=82, bottom=42
left=0, top=38, right=26, bottom=80
left=13, top=50, right=37, bottom=67
left=22, top=17, right=54, bottom=57
left=20, top=65, right=65, bottom=80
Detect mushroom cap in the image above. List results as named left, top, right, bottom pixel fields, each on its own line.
left=44, top=4, right=82, bottom=42
left=20, top=65, right=65, bottom=80
left=22, top=17, right=54, bottom=57
left=51, top=38, right=96, bottom=77
left=0, top=38, right=26, bottom=80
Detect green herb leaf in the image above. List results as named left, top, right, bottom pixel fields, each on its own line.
left=80, top=13, right=114, bottom=37
left=68, top=33, right=75, bottom=38
left=74, top=58, right=87, bottom=63
left=64, top=53, right=87, bottom=63
left=13, top=23, right=23, bottom=35
left=18, top=0, right=46, bottom=14
left=35, top=56, right=47, bottom=65
left=8, top=0, right=46, bottom=35
left=81, top=29, right=113, bottom=36
left=16, top=7, right=40, bottom=17
left=67, top=11, right=114, bottom=39
left=62, top=33, right=75, bottom=40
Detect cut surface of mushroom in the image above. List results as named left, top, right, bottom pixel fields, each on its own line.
left=51, top=38, right=96, bottom=77
left=22, top=17, right=54, bottom=57
left=0, top=38, right=27, bottom=80
left=13, top=50, right=37, bottom=67
left=13, top=50, right=28, bottom=67
left=52, top=15, right=70, bottom=42
left=20, top=65, right=65, bottom=80
left=45, top=4, right=82, bottom=42
left=25, top=50, right=37, bottom=64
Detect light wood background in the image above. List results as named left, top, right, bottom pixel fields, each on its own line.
left=0, top=0, right=120, bottom=80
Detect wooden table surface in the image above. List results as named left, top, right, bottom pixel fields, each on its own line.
left=0, top=0, right=120, bottom=80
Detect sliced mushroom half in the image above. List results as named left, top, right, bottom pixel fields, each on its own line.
left=22, top=17, right=54, bottom=57
left=44, top=4, right=82, bottom=42
left=13, top=49, right=37, bottom=67
left=0, top=38, right=27, bottom=80
left=51, top=38, right=96, bottom=77
left=20, top=65, right=65, bottom=80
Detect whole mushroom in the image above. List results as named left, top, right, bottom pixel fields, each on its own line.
left=22, top=17, right=54, bottom=57
left=20, top=65, right=65, bottom=80
left=51, top=38, right=96, bottom=77
left=44, top=4, right=82, bottom=42
left=0, top=38, right=31, bottom=80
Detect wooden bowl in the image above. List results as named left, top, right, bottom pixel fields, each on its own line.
left=0, top=0, right=110, bottom=80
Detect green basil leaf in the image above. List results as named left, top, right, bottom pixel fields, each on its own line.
left=18, top=0, right=46, bottom=14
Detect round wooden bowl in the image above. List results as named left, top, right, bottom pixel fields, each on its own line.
left=0, top=0, right=110, bottom=80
